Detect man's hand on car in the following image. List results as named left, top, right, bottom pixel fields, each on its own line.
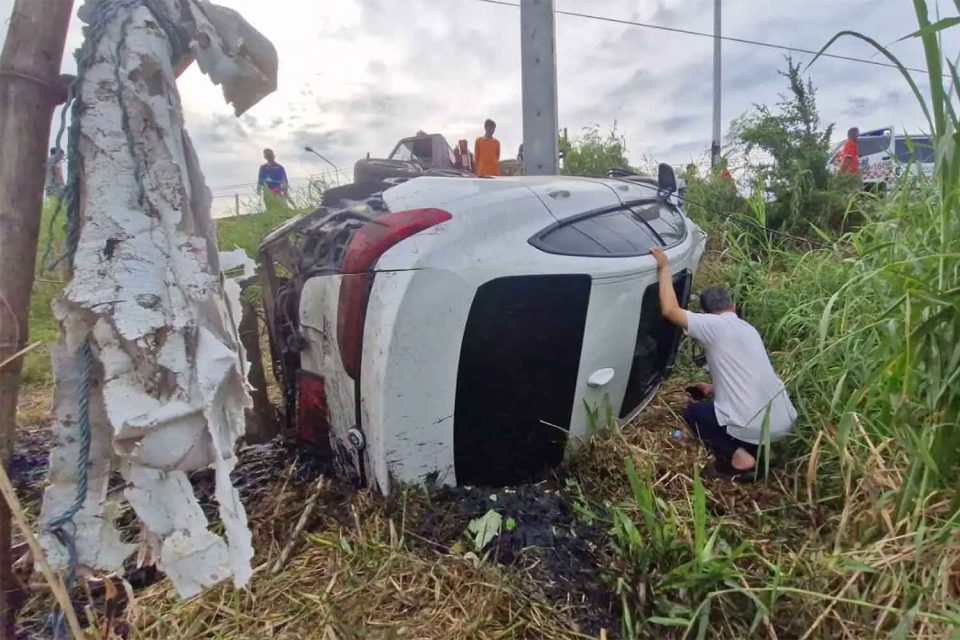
left=650, top=247, right=669, bottom=272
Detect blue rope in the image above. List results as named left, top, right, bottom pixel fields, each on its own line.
left=45, top=341, right=92, bottom=638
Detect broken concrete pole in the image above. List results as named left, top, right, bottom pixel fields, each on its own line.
left=38, top=0, right=277, bottom=599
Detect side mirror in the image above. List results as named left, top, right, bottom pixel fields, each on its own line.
left=658, top=163, right=677, bottom=194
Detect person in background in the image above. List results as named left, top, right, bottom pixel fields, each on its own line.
left=474, top=119, right=501, bottom=177
left=46, top=148, right=65, bottom=199
left=836, top=127, right=860, bottom=174
left=258, top=148, right=289, bottom=204
left=649, top=247, right=797, bottom=481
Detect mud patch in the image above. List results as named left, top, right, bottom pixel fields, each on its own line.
left=410, top=482, right=619, bottom=636
left=191, top=438, right=332, bottom=521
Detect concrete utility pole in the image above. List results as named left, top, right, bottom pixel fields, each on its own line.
left=520, top=0, right=559, bottom=176
left=0, top=1, right=74, bottom=636
left=711, top=0, right=722, bottom=169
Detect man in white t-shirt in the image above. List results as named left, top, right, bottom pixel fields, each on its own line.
left=650, top=247, right=797, bottom=479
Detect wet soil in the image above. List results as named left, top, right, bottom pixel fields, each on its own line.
left=10, top=425, right=51, bottom=512
left=407, top=482, right=619, bottom=635
left=12, top=421, right=619, bottom=637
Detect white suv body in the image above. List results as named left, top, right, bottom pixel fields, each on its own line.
left=260, top=174, right=706, bottom=494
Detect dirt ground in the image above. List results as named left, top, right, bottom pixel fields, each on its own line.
left=10, top=371, right=797, bottom=639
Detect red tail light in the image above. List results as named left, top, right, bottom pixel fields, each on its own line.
left=337, top=208, right=452, bottom=379
left=297, top=370, right=332, bottom=444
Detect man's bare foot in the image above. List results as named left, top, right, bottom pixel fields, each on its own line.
left=731, top=447, right=756, bottom=472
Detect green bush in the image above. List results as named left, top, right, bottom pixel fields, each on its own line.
left=559, top=124, right=631, bottom=176
left=729, top=57, right=863, bottom=234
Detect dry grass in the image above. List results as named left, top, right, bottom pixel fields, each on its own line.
left=16, top=366, right=960, bottom=639
left=126, top=480, right=590, bottom=640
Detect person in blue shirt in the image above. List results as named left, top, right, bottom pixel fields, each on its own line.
left=258, top=148, right=288, bottom=200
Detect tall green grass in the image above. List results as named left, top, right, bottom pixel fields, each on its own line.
left=593, top=4, right=960, bottom=635
left=686, top=2, right=959, bottom=630
left=798, top=0, right=960, bottom=521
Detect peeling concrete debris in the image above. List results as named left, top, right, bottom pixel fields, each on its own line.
left=38, top=0, right=277, bottom=599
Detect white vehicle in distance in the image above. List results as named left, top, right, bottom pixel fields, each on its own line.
left=830, top=126, right=936, bottom=191
left=259, top=166, right=706, bottom=495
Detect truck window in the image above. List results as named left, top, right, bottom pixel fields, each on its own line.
left=389, top=138, right=434, bottom=164
left=390, top=142, right=416, bottom=162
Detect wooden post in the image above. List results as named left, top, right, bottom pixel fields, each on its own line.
left=238, top=296, right=278, bottom=444
left=235, top=193, right=240, bottom=217
left=0, top=1, right=74, bottom=636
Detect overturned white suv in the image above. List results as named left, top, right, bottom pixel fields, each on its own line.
left=259, top=167, right=706, bottom=494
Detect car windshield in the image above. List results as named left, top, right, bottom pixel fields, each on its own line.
left=858, top=132, right=892, bottom=157
left=390, top=138, right=434, bottom=164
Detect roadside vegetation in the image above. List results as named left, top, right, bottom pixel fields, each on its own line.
left=583, top=6, right=960, bottom=636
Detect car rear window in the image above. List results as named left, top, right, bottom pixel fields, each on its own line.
left=634, top=203, right=686, bottom=246
left=530, top=203, right=685, bottom=257
left=894, top=137, right=935, bottom=163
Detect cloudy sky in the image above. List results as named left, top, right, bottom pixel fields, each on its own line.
left=2, top=0, right=956, bottom=213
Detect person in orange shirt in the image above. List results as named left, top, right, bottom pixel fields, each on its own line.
left=474, top=119, right=501, bottom=177
left=836, top=127, right=860, bottom=174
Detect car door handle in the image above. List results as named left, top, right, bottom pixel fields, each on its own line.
left=587, top=368, right=615, bottom=388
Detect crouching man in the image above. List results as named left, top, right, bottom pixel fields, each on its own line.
left=649, top=248, right=797, bottom=480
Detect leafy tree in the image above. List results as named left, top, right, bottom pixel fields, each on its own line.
left=559, top=124, right=631, bottom=176
left=730, top=57, right=860, bottom=232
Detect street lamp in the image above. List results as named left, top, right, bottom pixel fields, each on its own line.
left=304, top=146, right=342, bottom=185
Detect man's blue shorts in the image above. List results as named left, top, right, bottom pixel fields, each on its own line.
left=683, top=401, right=760, bottom=463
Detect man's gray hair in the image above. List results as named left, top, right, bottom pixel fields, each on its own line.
left=699, top=286, right=734, bottom=313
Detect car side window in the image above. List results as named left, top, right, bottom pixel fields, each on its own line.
left=634, top=202, right=686, bottom=247
left=531, top=206, right=664, bottom=256
left=895, top=137, right=935, bottom=163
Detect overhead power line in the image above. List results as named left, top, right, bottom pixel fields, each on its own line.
left=471, top=0, right=934, bottom=76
